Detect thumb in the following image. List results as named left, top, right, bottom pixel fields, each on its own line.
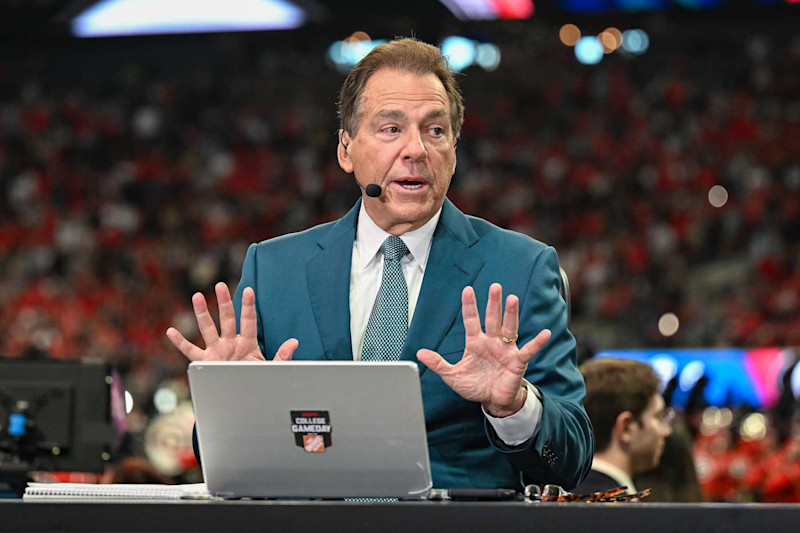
left=274, top=338, right=299, bottom=361
left=518, top=329, right=551, bottom=362
left=416, top=349, right=453, bottom=378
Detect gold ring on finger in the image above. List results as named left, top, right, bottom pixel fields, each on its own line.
left=501, top=333, right=518, bottom=344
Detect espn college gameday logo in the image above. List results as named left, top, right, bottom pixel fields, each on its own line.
left=290, top=410, right=332, bottom=452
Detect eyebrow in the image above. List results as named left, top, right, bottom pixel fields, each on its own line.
left=372, top=109, right=449, bottom=123
left=375, top=110, right=406, bottom=121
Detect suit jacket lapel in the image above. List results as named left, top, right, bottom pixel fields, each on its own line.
left=402, top=199, right=484, bottom=374
left=306, top=201, right=359, bottom=361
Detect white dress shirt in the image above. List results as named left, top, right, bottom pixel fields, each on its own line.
left=590, top=458, right=637, bottom=495
left=349, top=203, right=542, bottom=446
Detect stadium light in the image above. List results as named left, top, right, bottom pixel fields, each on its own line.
left=651, top=354, right=679, bottom=388
left=441, top=36, right=477, bottom=71
left=575, top=36, right=603, bottom=65
left=439, top=0, right=534, bottom=20
left=475, top=43, right=502, bottom=71
left=124, top=390, right=134, bottom=414
left=72, top=0, right=306, bottom=38
left=679, top=360, right=705, bottom=392
left=622, top=29, right=650, bottom=54
left=327, top=38, right=388, bottom=72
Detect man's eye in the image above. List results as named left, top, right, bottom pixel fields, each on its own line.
left=382, top=126, right=400, bottom=134
left=429, top=127, right=445, bottom=136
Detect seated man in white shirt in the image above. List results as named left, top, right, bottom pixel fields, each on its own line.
left=573, top=358, right=674, bottom=495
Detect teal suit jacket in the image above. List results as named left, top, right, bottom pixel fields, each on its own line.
left=233, top=198, right=593, bottom=489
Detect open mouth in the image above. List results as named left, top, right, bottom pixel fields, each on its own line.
left=395, top=179, right=425, bottom=190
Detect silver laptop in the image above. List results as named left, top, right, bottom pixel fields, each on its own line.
left=188, top=360, right=433, bottom=499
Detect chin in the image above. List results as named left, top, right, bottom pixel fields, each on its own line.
left=389, top=206, right=433, bottom=223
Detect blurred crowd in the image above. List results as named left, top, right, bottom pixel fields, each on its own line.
left=1, top=23, right=799, bottom=499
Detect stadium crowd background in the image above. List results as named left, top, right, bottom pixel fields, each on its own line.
left=1, top=9, right=799, bottom=501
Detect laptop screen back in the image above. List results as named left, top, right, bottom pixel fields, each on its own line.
left=188, top=361, right=432, bottom=499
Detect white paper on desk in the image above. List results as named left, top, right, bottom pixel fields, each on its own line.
left=23, top=482, right=210, bottom=500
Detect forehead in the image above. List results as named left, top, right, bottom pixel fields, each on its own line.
left=361, top=69, right=449, bottom=115
left=643, top=394, right=665, bottom=415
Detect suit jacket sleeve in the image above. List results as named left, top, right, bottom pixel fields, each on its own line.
left=483, top=245, right=594, bottom=489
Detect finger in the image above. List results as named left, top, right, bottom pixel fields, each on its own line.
left=216, top=282, right=236, bottom=339
left=416, top=349, right=455, bottom=379
left=274, top=338, right=299, bottom=361
left=192, top=292, right=220, bottom=348
left=239, top=287, right=258, bottom=339
left=518, top=329, right=552, bottom=363
left=484, top=283, right=503, bottom=337
left=501, top=294, right=519, bottom=342
left=166, top=327, right=206, bottom=361
left=461, top=286, right=482, bottom=338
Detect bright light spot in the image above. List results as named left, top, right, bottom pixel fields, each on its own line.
left=341, top=39, right=379, bottom=65
left=679, top=360, right=705, bottom=392
left=327, top=38, right=387, bottom=72
left=559, top=24, right=581, bottom=46
left=327, top=41, right=345, bottom=65
left=651, top=354, right=678, bottom=389
left=599, top=31, right=618, bottom=54
left=740, top=413, right=767, bottom=441
left=72, top=0, right=305, bottom=37
left=658, top=312, right=680, bottom=337
left=708, top=185, right=729, bottom=208
left=154, top=387, right=179, bottom=414
left=125, top=390, right=134, bottom=414
left=701, top=406, right=720, bottom=434
left=442, top=36, right=477, bottom=71
left=575, top=36, right=603, bottom=65
left=622, top=29, right=650, bottom=54
left=439, top=0, right=534, bottom=20
left=475, top=43, right=501, bottom=71
left=791, top=363, right=800, bottom=400
left=719, top=407, right=733, bottom=427
left=605, top=27, right=623, bottom=49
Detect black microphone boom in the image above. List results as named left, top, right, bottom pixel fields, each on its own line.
left=365, top=184, right=382, bottom=198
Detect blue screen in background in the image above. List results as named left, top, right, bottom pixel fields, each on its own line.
left=595, top=348, right=793, bottom=409
left=560, top=0, right=772, bottom=12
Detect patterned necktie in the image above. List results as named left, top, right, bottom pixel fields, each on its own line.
left=361, top=235, right=410, bottom=362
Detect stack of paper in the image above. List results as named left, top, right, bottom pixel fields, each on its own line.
left=23, top=482, right=212, bottom=500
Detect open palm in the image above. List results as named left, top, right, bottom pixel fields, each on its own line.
left=417, top=283, right=550, bottom=417
left=166, top=282, right=298, bottom=362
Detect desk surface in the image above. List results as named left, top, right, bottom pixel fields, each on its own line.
left=3, top=500, right=799, bottom=533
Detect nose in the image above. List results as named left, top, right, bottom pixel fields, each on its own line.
left=402, top=129, right=427, bottom=162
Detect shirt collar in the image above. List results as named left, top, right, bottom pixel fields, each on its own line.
left=355, top=202, right=441, bottom=272
left=590, top=458, right=637, bottom=495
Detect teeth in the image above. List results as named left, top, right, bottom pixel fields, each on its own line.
left=400, top=183, right=422, bottom=189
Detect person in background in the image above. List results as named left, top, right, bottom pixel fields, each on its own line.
left=634, top=416, right=703, bottom=502
left=573, top=357, right=673, bottom=495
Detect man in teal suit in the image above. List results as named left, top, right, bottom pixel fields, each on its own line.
left=168, top=38, right=593, bottom=490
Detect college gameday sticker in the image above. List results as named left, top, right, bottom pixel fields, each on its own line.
left=290, top=410, right=332, bottom=452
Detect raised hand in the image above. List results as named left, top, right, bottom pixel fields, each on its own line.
left=416, top=283, right=550, bottom=417
left=166, top=282, right=298, bottom=362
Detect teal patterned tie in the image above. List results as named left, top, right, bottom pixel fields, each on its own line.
left=361, top=235, right=410, bottom=362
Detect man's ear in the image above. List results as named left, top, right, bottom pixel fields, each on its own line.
left=449, top=134, right=458, bottom=176
left=614, top=411, right=637, bottom=446
left=337, top=130, right=353, bottom=174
